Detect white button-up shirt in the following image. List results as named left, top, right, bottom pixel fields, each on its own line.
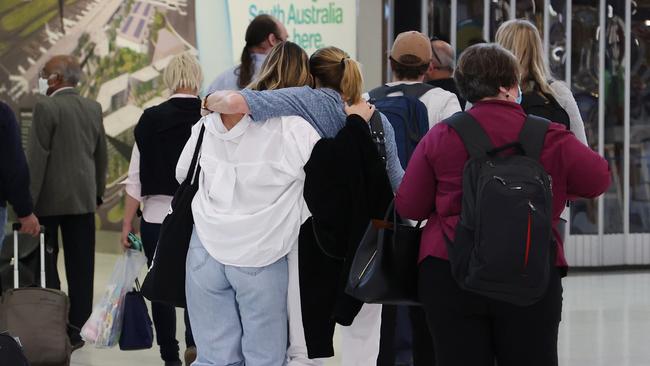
left=176, top=113, right=320, bottom=267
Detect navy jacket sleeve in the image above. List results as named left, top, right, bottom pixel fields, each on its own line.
left=0, top=102, right=33, bottom=217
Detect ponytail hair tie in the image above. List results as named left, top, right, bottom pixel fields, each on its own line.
left=341, top=57, right=347, bottom=64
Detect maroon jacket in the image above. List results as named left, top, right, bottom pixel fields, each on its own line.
left=395, top=100, right=610, bottom=267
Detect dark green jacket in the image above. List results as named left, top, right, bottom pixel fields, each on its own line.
left=28, top=88, right=107, bottom=216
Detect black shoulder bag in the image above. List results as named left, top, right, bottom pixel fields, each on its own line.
left=345, top=200, right=422, bottom=305
left=141, top=124, right=206, bottom=308
left=345, top=112, right=422, bottom=305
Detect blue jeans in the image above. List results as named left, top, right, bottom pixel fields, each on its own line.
left=186, top=229, right=289, bottom=366
left=0, top=206, right=7, bottom=252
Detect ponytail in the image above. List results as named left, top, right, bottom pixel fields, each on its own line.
left=237, top=47, right=254, bottom=89
left=310, top=47, right=364, bottom=104
left=237, top=14, right=282, bottom=89
left=340, top=58, right=363, bottom=104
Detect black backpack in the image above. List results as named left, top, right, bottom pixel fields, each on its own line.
left=368, top=84, right=433, bottom=168
left=521, top=87, right=570, bottom=131
left=444, top=112, right=554, bottom=306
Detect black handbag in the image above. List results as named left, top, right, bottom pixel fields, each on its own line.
left=141, top=124, right=205, bottom=308
left=119, top=279, right=153, bottom=351
left=345, top=200, right=422, bottom=305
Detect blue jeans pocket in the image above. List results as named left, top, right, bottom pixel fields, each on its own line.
left=233, top=266, right=267, bottom=276
left=188, top=245, right=210, bottom=272
left=232, top=257, right=287, bottom=276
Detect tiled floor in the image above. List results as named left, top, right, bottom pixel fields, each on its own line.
left=62, top=232, right=650, bottom=365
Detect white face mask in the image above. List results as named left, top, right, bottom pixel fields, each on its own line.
left=38, top=77, right=50, bottom=95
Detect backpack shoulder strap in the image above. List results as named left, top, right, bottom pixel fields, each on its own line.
left=519, top=115, right=550, bottom=161
left=368, top=83, right=434, bottom=101
left=368, top=85, right=393, bottom=101
left=399, top=83, right=434, bottom=99
left=443, top=112, right=494, bottom=159
left=369, top=111, right=387, bottom=163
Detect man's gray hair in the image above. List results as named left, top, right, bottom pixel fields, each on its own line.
left=51, top=55, right=83, bottom=85
left=432, top=41, right=455, bottom=70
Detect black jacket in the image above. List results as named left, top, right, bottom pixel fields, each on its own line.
left=134, top=97, right=201, bottom=196
left=0, top=101, right=33, bottom=217
left=427, top=77, right=467, bottom=110
left=300, top=114, right=393, bottom=358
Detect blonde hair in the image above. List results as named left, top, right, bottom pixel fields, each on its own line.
left=163, top=52, right=203, bottom=93
left=495, top=19, right=554, bottom=96
left=309, top=47, right=363, bottom=104
left=248, top=41, right=313, bottom=91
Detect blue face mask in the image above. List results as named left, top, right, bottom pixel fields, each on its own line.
left=515, top=85, right=523, bottom=104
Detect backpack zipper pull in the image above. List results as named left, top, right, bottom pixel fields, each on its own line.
left=494, top=176, right=507, bottom=185
left=528, top=200, right=537, bottom=212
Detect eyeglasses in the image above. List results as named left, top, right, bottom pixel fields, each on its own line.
left=429, top=36, right=443, bottom=66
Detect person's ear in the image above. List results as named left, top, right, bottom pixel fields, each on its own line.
left=498, top=86, right=510, bottom=98
left=268, top=33, right=278, bottom=47
left=49, top=73, right=61, bottom=86
left=427, top=61, right=435, bottom=75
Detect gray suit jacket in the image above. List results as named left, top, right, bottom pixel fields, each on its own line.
left=28, top=88, right=107, bottom=216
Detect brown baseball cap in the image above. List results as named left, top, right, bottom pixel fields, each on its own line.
left=390, top=31, right=433, bottom=66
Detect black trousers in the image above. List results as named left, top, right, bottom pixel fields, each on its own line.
left=418, top=257, right=562, bottom=366
left=141, top=219, right=195, bottom=362
left=377, top=305, right=435, bottom=366
left=41, top=213, right=96, bottom=340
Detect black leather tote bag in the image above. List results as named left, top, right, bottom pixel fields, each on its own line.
left=345, top=200, right=422, bottom=305
left=141, top=125, right=205, bottom=308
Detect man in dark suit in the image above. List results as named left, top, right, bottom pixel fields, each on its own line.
left=425, top=38, right=467, bottom=110
left=28, top=55, right=107, bottom=349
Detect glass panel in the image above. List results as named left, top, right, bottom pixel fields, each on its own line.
left=429, top=0, right=452, bottom=41
left=629, top=0, right=650, bottom=233
left=548, top=0, right=567, bottom=80
left=457, top=0, right=485, bottom=53
left=490, top=0, right=512, bottom=40
left=603, top=0, right=625, bottom=234
left=570, top=2, right=601, bottom=235
left=517, top=0, right=544, bottom=32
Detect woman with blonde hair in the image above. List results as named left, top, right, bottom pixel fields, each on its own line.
left=495, top=19, right=588, bottom=145
left=203, top=46, right=403, bottom=366
left=121, top=51, right=203, bottom=366
left=180, top=41, right=323, bottom=366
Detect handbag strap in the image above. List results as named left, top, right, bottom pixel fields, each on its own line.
left=134, top=278, right=141, bottom=292
left=187, top=124, right=206, bottom=184
left=382, top=199, right=423, bottom=229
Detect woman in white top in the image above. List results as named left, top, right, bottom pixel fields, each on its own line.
left=180, top=42, right=326, bottom=366
left=496, top=19, right=589, bottom=237
left=120, top=52, right=202, bottom=366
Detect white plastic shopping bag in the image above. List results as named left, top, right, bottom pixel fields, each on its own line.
left=81, top=249, right=147, bottom=348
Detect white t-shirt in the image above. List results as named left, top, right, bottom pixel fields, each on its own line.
left=176, top=113, right=320, bottom=267
left=364, top=81, right=461, bottom=129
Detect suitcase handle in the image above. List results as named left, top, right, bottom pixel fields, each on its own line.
left=12, top=223, right=47, bottom=289
left=12, top=223, right=46, bottom=233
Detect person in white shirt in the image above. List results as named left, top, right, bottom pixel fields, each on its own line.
left=206, top=14, right=288, bottom=93
left=370, top=31, right=461, bottom=128
left=181, top=41, right=321, bottom=366
left=120, top=52, right=203, bottom=366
